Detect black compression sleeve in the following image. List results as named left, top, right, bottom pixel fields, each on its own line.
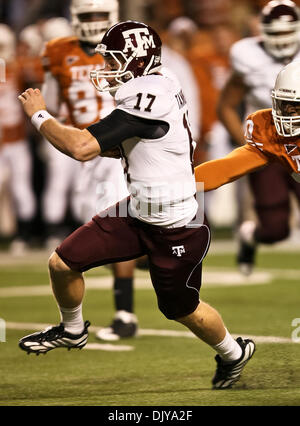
left=87, top=109, right=169, bottom=152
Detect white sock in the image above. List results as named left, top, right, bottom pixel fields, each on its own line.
left=212, top=329, right=242, bottom=363
left=59, top=304, right=84, bottom=334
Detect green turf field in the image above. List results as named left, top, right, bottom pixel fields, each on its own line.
left=1, top=245, right=300, bottom=407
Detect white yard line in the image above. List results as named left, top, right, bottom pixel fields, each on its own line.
left=5, top=321, right=294, bottom=346
left=1, top=266, right=300, bottom=299
left=85, top=343, right=133, bottom=351
left=1, top=233, right=300, bottom=265
left=0, top=271, right=274, bottom=298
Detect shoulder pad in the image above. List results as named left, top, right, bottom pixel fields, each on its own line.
left=245, top=109, right=272, bottom=147
left=230, top=37, right=265, bottom=75
left=45, top=36, right=78, bottom=50
left=41, top=36, right=78, bottom=70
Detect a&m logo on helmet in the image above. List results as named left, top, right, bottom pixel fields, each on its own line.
left=122, top=28, right=156, bottom=57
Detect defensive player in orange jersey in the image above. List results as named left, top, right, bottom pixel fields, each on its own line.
left=218, top=1, right=300, bottom=275
left=195, top=61, right=300, bottom=207
left=0, top=24, right=37, bottom=255
left=41, top=0, right=138, bottom=341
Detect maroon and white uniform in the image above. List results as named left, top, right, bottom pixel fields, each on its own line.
left=57, top=68, right=209, bottom=319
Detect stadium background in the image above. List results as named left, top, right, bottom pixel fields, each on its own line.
left=1, top=0, right=300, bottom=407
left=2, top=0, right=300, bottom=244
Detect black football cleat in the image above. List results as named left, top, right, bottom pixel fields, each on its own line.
left=212, top=337, right=256, bottom=389
left=96, top=311, right=137, bottom=341
left=19, top=321, right=90, bottom=355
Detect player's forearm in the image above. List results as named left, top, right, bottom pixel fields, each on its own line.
left=18, top=88, right=101, bottom=161
left=195, top=145, right=268, bottom=191
left=195, top=158, right=237, bottom=191
left=39, top=118, right=99, bottom=161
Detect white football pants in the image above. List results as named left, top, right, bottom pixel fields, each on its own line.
left=0, top=140, right=36, bottom=220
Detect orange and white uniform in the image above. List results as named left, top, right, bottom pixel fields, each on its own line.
left=42, top=36, right=116, bottom=128
left=41, top=36, right=128, bottom=224
left=0, top=62, right=36, bottom=220
left=195, top=108, right=300, bottom=190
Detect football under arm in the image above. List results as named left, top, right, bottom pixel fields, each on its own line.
left=194, top=144, right=269, bottom=191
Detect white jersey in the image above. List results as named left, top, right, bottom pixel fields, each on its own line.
left=115, top=68, right=198, bottom=228
left=230, top=36, right=300, bottom=116
left=162, top=45, right=201, bottom=141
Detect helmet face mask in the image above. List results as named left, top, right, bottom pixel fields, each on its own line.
left=262, top=29, right=300, bottom=59
left=90, top=21, right=162, bottom=93
left=271, top=61, right=300, bottom=137
left=71, top=0, right=119, bottom=45
left=272, top=96, right=300, bottom=136
left=91, top=49, right=136, bottom=92
left=261, top=0, right=300, bottom=59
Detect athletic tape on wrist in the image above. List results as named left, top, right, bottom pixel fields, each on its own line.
left=31, top=110, right=53, bottom=131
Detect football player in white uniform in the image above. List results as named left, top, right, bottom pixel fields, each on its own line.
left=18, top=21, right=255, bottom=390
left=40, top=0, right=138, bottom=341
left=218, top=0, right=300, bottom=275
left=40, top=0, right=201, bottom=342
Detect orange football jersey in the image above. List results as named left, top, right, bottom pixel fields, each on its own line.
left=0, top=62, right=25, bottom=146
left=194, top=108, right=300, bottom=190
left=245, top=108, right=300, bottom=176
left=42, top=36, right=114, bottom=130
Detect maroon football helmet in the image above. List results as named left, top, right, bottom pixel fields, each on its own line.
left=90, top=20, right=162, bottom=92
left=260, top=0, right=300, bottom=59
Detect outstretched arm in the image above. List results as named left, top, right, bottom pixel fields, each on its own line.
left=18, top=88, right=101, bottom=162
left=195, top=144, right=269, bottom=191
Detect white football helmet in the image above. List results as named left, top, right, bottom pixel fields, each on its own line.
left=19, top=25, right=44, bottom=56
left=271, top=60, right=300, bottom=136
left=41, top=17, right=73, bottom=42
left=70, top=0, right=119, bottom=45
left=260, top=0, right=300, bottom=60
left=0, top=24, right=16, bottom=63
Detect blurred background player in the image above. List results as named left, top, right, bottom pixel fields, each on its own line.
left=18, top=23, right=44, bottom=87
left=0, top=23, right=37, bottom=255
left=38, top=17, right=80, bottom=249
left=218, top=0, right=300, bottom=275
left=40, top=0, right=138, bottom=341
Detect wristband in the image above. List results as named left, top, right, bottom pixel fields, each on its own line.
left=31, top=110, right=54, bottom=131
